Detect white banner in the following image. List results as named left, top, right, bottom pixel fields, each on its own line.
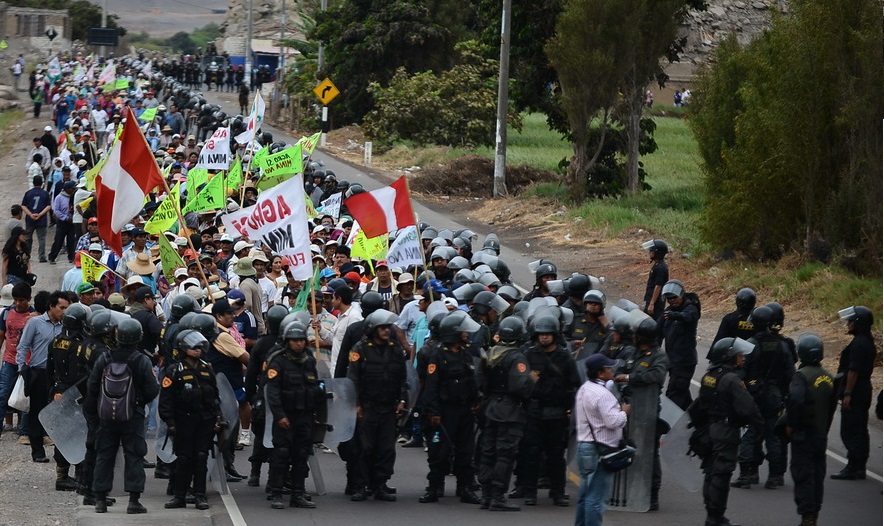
left=98, top=61, right=115, bottom=85
left=385, top=226, right=423, bottom=269
left=235, top=92, right=266, bottom=144
left=222, top=176, right=312, bottom=279
left=319, top=192, right=343, bottom=219
left=195, top=126, right=231, bottom=170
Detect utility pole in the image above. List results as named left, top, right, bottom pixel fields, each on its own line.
left=318, top=0, right=328, bottom=146
left=99, top=0, right=107, bottom=58
left=245, top=0, right=253, bottom=88
left=492, top=0, right=511, bottom=198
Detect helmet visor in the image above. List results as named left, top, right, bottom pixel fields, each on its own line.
left=838, top=306, right=856, bottom=321
left=731, top=337, right=755, bottom=356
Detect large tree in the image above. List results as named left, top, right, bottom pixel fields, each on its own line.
left=690, top=0, right=882, bottom=271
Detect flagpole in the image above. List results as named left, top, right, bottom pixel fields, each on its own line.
left=309, top=269, right=323, bottom=363
left=401, top=176, right=434, bottom=303
left=82, top=253, right=127, bottom=281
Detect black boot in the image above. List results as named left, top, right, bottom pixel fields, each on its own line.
left=154, top=460, right=170, bottom=479
left=164, top=496, right=187, bottom=509
left=480, top=483, right=492, bottom=509
left=458, top=486, right=481, bottom=505
left=764, top=474, right=784, bottom=489
left=373, top=484, right=396, bottom=501
left=420, top=485, right=440, bottom=503
left=551, top=493, right=570, bottom=507
left=290, top=491, right=316, bottom=508
left=489, top=487, right=521, bottom=511
left=94, top=493, right=108, bottom=514
left=195, top=494, right=210, bottom=510
left=831, top=467, right=865, bottom=480
left=127, top=492, right=147, bottom=514
left=55, top=467, right=78, bottom=491
left=247, top=462, right=261, bottom=487
left=270, top=493, right=285, bottom=509
left=730, top=465, right=753, bottom=489
left=350, top=487, right=368, bottom=502
left=798, top=513, right=818, bottom=526
left=523, top=490, right=537, bottom=506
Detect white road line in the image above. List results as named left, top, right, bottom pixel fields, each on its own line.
left=221, top=492, right=248, bottom=526
left=690, top=379, right=883, bottom=482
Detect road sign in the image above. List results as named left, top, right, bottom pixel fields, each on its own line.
left=45, top=27, right=58, bottom=41
left=313, top=78, right=340, bottom=105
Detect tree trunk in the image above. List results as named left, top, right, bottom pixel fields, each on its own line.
left=625, top=86, right=644, bottom=192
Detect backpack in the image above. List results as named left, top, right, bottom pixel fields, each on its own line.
left=98, top=353, right=139, bottom=422
left=683, top=292, right=701, bottom=318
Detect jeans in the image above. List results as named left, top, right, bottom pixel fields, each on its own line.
left=26, top=225, right=47, bottom=261
left=0, top=361, right=19, bottom=423
left=575, top=442, right=614, bottom=526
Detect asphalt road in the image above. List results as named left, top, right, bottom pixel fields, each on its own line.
left=64, top=90, right=883, bottom=525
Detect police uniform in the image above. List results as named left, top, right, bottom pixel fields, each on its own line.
left=568, top=315, right=607, bottom=360
left=478, top=342, right=535, bottom=508
left=159, top=358, right=221, bottom=504
left=711, top=312, right=755, bottom=355
left=347, top=337, right=408, bottom=497
left=644, top=259, right=669, bottom=320
left=244, top=332, right=281, bottom=484
left=697, top=363, right=763, bottom=525
left=835, top=330, right=876, bottom=476
left=658, top=297, right=700, bottom=410
left=47, top=329, right=89, bottom=489
left=265, top=346, right=323, bottom=505
left=786, top=362, right=835, bottom=522
left=736, top=332, right=794, bottom=487
left=517, top=342, right=580, bottom=504
left=77, top=335, right=111, bottom=504
left=422, top=343, right=480, bottom=500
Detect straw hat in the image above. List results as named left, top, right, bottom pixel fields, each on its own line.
left=233, top=257, right=256, bottom=277
left=126, top=252, right=156, bottom=275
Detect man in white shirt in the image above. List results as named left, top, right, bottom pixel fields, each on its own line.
left=329, top=287, right=362, bottom=376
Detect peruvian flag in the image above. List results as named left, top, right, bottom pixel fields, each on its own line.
left=343, top=176, right=416, bottom=238
left=95, top=108, right=164, bottom=255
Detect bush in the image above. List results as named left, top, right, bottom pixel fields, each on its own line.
left=362, top=42, right=521, bottom=148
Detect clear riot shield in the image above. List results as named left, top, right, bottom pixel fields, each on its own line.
left=155, top=416, right=177, bottom=463
left=263, top=385, right=274, bottom=449
left=316, top=359, right=331, bottom=380
left=208, top=373, right=240, bottom=495
left=313, top=381, right=330, bottom=444
left=322, top=377, right=357, bottom=448
left=38, top=385, right=87, bottom=464
left=399, top=364, right=420, bottom=427
left=659, top=407, right=703, bottom=492
left=608, top=384, right=658, bottom=512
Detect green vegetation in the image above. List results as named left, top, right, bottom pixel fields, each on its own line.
left=6, top=0, right=125, bottom=41
left=0, top=110, right=26, bottom=156
left=130, top=24, right=220, bottom=54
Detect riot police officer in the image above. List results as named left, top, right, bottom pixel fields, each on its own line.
left=468, top=291, right=508, bottom=356
left=420, top=310, right=482, bottom=504
left=244, top=304, right=289, bottom=487
left=732, top=306, right=794, bottom=489
left=600, top=313, right=635, bottom=361
left=478, top=317, right=536, bottom=511
left=658, top=279, right=700, bottom=410
left=570, top=290, right=608, bottom=360
left=696, top=337, right=763, bottom=526
left=831, top=305, right=877, bottom=480
left=524, top=262, right=557, bottom=301
left=614, top=317, right=670, bottom=510
left=347, top=310, right=409, bottom=502
left=265, top=322, right=323, bottom=510
left=161, top=330, right=222, bottom=511
left=88, top=319, right=160, bottom=514
left=785, top=334, right=836, bottom=526
left=47, top=303, right=91, bottom=491
left=517, top=315, right=580, bottom=507
left=641, top=239, right=669, bottom=320
left=710, top=288, right=757, bottom=352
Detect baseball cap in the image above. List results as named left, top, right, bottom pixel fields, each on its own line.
left=134, top=286, right=155, bottom=302
left=63, top=181, right=76, bottom=189
left=227, top=289, right=246, bottom=304
left=88, top=242, right=102, bottom=252
left=585, top=354, right=617, bottom=375
left=174, top=237, right=188, bottom=247
left=76, top=282, right=96, bottom=295
left=0, top=284, right=14, bottom=307
left=343, top=271, right=361, bottom=284
left=44, top=125, right=53, bottom=132
left=87, top=217, right=99, bottom=224
left=212, top=298, right=237, bottom=315
left=174, top=267, right=189, bottom=278
left=108, top=292, right=126, bottom=307
left=219, top=234, right=235, bottom=243
left=375, top=260, right=389, bottom=269
left=233, top=240, right=254, bottom=253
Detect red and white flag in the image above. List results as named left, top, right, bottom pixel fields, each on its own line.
left=95, top=109, right=165, bottom=255
left=343, top=176, right=415, bottom=238
left=235, top=92, right=265, bottom=144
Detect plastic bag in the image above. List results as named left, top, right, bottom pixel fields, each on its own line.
left=9, top=375, right=29, bottom=412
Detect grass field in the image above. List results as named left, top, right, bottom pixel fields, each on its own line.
left=0, top=109, right=26, bottom=156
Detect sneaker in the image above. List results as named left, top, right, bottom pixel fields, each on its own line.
left=238, top=430, right=252, bottom=447
left=397, top=435, right=408, bottom=444
left=318, top=443, right=335, bottom=454
left=18, top=435, right=30, bottom=445
left=43, top=436, right=54, bottom=446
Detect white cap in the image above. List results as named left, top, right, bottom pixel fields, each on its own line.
left=88, top=242, right=102, bottom=252
left=0, top=284, right=13, bottom=307
left=44, top=125, right=53, bottom=132
left=234, top=240, right=254, bottom=253
left=174, top=237, right=188, bottom=247
left=174, top=267, right=188, bottom=278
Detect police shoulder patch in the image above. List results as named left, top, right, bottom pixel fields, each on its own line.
left=162, top=377, right=173, bottom=388
left=517, top=363, right=527, bottom=373
left=640, top=361, right=650, bottom=368
left=267, top=369, right=278, bottom=379
left=349, top=351, right=361, bottom=362
left=427, top=363, right=437, bottom=375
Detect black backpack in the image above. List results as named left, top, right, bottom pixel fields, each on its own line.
left=98, top=353, right=139, bottom=422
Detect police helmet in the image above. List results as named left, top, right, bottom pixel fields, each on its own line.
left=796, top=333, right=824, bottom=365
left=345, top=183, right=365, bottom=198
left=454, top=269, right=477, bottom=284
left=661, top=279, right=685, bottom=299
left=535, top=262, right=557, bottom=281
left=765, top=302, right=785, bottom=331
left=171, top=294, right=200, bottom=319
left=567, top=274, right=591, bottom=298
left=89, top=309, right=119, bottom=336
left=497, top=285, right=521, bottom=302
left=707, top=337, right=754, bottom=366
left=266, top=305, right=290, bottom=336
left=336, top=180, right=350, bottom=192
left=420, top=227, right=439, bottom=242
left=748, top=305, right=773, bottom=331
left=512, top=301, right=530, bottom=320
left=483, top=234, right=501, bottom=255
left=283, top=322, right=308, bottom=341
left=486, top=257, right=511, bottom=283
left=735, top=288, right=757, bottom=312
left=438, top=310, right=481, bottom=344
left=497, top=316, right=526, bottom=344
left=634, top=318, right=659, bottom=344
left=838, top=305, right=874, bottom=331
left=179, top=311, right=199, bottom=330
left=279, top=312, right=301, bottom=338
left=612, top=316, right=632, bottom=338
left=63, top=303, right=90, bottom=331
left=478, top=272, right=502, bottom=289
left=532, top=314, right=560, bottom=334
left=447, top=256, right=471, bottom=271
left=363, top=309, right=399, bottom=336
left=116, top=318, right=143, bottom=346
left=583, top=289, right=606, bottom=307
left=175, top=329, right=209, bottom=354
left=360, top=291, right=387, bottom=317
left=191, top=313, right=218, bottom=340
left=641, top=239, right=669, bottom=258
left=471, top=291, right=509, bottom=316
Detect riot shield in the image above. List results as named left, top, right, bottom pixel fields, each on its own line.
left=405, top=364, right=420, bottom=410
left=608, top=384, right=657, bottom=512
left=605, top=305, right=628, bottom=326
left=313, top=381, right=330, bottom=444
left=616, top=299, right=641, bottom=312
left=659, top=395, right=684, bottom=430
left=216, top=373, right=241, bottom=446
left=155, top=416, right=177, bottom=464
left=659, top=407, right=703, bottom=492
left=316, top=359, right=331, bottom=380
left=38, top=385, right=87, bottom=465
left=322, top=377, right=357, bottom=448
left=263, top=385, right=274, bottom=449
